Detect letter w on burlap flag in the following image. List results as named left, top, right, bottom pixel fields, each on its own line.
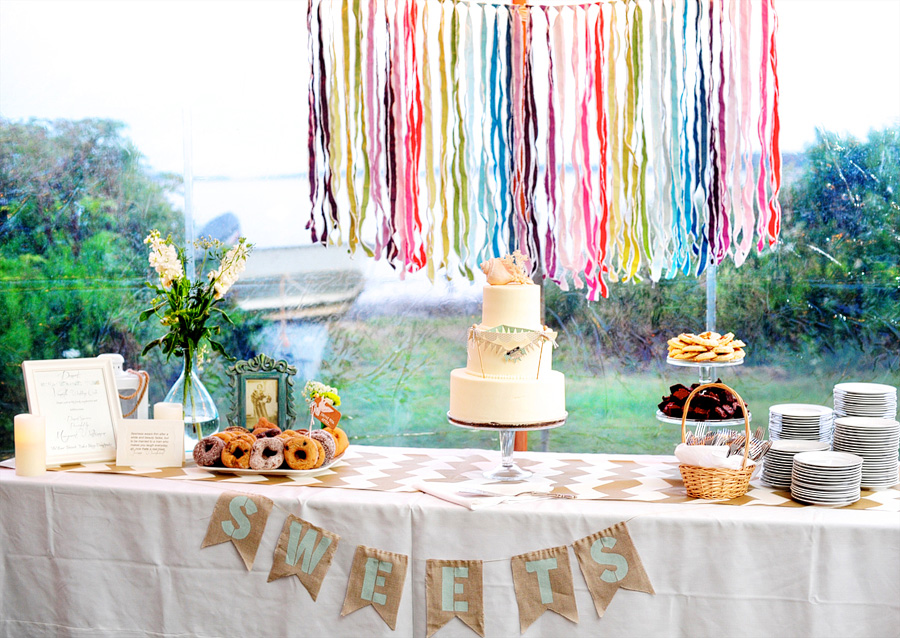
left=267, top=514, right=340, bottom=601
left=201, top=491, right=274, bottom=571
left=341, top=545, right=409, bottom=630
left=425, top=559, right=485, bottom=637
left=510, top=545, right=578, bottom=633
left=572, top=521, right=654, bottom=618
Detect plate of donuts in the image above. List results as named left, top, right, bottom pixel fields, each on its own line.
left=192, top=425, right=349, bottom=476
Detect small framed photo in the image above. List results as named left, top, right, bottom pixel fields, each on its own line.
left=22, top=357, right=123, bottom=465
left=226, top=354, right=298, bottom=430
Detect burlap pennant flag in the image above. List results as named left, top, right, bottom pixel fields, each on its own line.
left=201, top=491, right=274, bottom=571
left=341, top=545, right=409, bottom=630
left=425, top=559, right=485, bottom=638
left=572, top=521, right=655, bottom=618
left=510, top=545, right=578, bottom=633
left=267, top=514, right=340, bottom=601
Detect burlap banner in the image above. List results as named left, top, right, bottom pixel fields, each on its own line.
left=341, top=545, right=409, bottom=630
left=201, top=491, right=274, bottom=570
left=510, top=545, right=578, bottom=633
left=572, top=522, right=655, bottom=618
left=425, top=559, right=485, bottom=638
left=267, top=514, right=340, bottom=601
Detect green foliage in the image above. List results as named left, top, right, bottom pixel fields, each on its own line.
left=545, top=126, right=900, bottom=370
left=0, top=118, right=260, bottom=454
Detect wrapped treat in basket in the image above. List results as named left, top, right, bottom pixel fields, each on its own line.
left=678, top=382, right=754, bottom=499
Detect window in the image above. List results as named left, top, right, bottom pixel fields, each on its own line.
left=1, top=0, right=898, bottom=459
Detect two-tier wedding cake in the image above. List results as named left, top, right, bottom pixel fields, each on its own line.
left=448, top=253, right=567, bottom=427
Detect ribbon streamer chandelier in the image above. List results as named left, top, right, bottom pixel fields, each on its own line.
left=307, top=0, right=781, bottom=300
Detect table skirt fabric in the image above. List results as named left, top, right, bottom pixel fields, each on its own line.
left=1, top=447, right=898, bottom=638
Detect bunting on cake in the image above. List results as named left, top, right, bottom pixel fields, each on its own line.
left=469, top=325, right=558, bottom=363
left=307, top=0, right=781, bottom=300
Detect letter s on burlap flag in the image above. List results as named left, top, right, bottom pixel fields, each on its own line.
left=267, top=514, right=340, bottom=601
left=425, top=559, right=485, bottom=637
left=201, top=491, right=274, bottom=571
left=341, top=545, right=409, bottom=630
left=572, top=521, right=655, bottom=618
left=510, top=545, right=578, bottom=633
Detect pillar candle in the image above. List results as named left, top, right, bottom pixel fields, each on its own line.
left=14, top=414, right=46, bottom=477
left=154, top=402, right=183, bottom=421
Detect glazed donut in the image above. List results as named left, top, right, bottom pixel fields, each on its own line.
left=307, top=437, right=325, bottom=467
left=222, top=436, right=254, bottom=469
left=193, top=436, right=225, bottom=466
left=284, top=436, right=320, bottom=470
left=253, top=427, right=281, bottom=439
left=249, top=437, right=285, bottom=471
left=309, top=429, right=336, bottom=466
left=226, top=425, right=251, bottom=434
left=330, top=427, right=350, bottom=457
left=213, top=431, right=237, bottom=443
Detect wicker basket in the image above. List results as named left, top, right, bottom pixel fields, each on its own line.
left=679, top=382, right=754, bottom=500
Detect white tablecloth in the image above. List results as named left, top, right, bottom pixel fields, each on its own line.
left=1, top=447, right=898, bottom=638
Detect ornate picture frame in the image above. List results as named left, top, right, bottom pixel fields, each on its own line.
left=226, top=354, right=298, bottom=430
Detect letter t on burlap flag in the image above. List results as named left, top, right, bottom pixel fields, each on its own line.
left=425, top=559, right=485, bottom=637
left=572, top=521, right=654, bottom=618
left=510, top=545, right=578, bottom=633
left=267, top=514, right=340, bottom=601
left=341, top=545, right=409, bottom=630
left=201, top=491, right=274, bottom=571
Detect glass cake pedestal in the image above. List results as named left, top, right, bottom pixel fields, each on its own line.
left=448, top=414, right=567, bottom=481
left=660, top=358, right=749, bottom=430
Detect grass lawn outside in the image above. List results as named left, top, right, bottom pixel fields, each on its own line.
left=323, top=315, right=900, bottom=456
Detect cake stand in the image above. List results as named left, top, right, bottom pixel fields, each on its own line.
left=448, top=413, right=566, bottom=481
left=665, top=357, right=743, bottom=384
left=661, top=358, right=749, bottom=430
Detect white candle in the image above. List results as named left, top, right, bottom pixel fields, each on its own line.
left=14, top=414, right=46, bottom=477
left=154, top=402, right=183, bottom=421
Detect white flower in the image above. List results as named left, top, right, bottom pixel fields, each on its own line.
left=145, top=231, right=184, bottom=289
left=207, top=238, right=250, bottom=299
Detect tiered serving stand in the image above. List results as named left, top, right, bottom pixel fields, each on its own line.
left=449, top=414, right=566, bottom=481
left=656, top=357, right=752, bottom=429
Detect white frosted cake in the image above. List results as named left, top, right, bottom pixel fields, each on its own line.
left=448, top=254, right=567, bottom=427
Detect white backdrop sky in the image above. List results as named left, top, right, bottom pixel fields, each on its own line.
left=1, top=0, right=898, bottom=248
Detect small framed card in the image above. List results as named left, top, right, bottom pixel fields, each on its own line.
left=22, top=357, right=122, bottom=465
left=115, top=419, right=185, bottom=468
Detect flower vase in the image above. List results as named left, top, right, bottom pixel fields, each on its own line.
left=164, top=354, right=219, bottom=453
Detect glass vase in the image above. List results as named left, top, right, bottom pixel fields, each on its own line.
left=164, top=353, right=219, bottom=454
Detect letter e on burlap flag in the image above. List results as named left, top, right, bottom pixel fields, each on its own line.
left=425, top=559, right=485, bottom=637
left=510, top=545, right=578, bottom=633
left=201, top=491, right=274, bottom=571
left=572, top=521, right=654, bottom=618
left=341, top=545, right=409, bottom=630
left=267, top=514, right=340, bottom=601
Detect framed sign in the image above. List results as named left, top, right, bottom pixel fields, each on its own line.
left=226, top=354, right=298, bottom=430
left=22, top=357, right=123, bottom=465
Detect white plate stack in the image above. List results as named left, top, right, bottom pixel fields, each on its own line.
left=768, top=404, right=834, bottom=443
left=832, top=417, right=900, bottom=489
left=833, top=382, right=898, bottom=419
left=762, top=439, right=830, bottom=488
left=791, top=451, right=864, bottom=506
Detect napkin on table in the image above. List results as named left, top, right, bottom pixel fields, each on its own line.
left=674, top=443, right=757, bottom=470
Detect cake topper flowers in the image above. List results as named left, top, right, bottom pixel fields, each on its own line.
left=480, top=251, right=533, bottom=285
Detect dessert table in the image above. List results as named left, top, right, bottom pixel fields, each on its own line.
left=1, top=446, right=898, bottom=638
